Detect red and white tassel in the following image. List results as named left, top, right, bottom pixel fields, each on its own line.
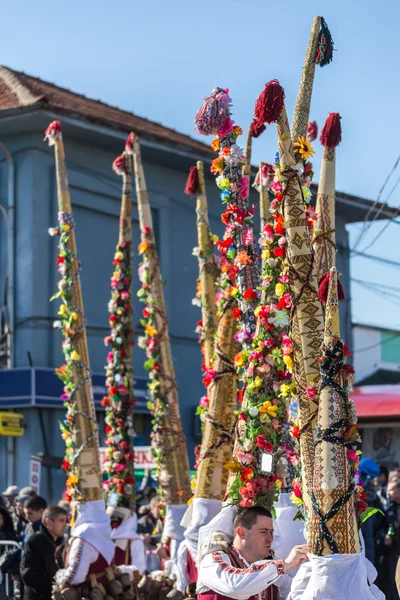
left=44, top=120, right=62, bottom=146
left=113, top=153, right=127, bottom=176
left=320, top=113, right=342, bottom=148
left=125, top=132, right=135, bottom=155
left=184, top=166, right=199, bottom=195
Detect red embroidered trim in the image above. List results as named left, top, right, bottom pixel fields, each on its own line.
left=65, top=539, right=85, bottom=584
left=211, top=552, right=284, bottom=576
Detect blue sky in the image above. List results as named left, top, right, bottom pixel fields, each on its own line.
left=2, top=0, right=400, bottom=330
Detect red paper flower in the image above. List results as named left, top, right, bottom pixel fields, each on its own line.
left=232, top=308, right=243, bottom=319
left=243, top=289, right=257, bottom=301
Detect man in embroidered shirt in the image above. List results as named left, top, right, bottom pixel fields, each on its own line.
left=197, top=507, right=308, bottom=600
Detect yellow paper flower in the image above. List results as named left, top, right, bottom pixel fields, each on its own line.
left=294, top=136, right=315, bottom=160
left=280, top=383, right=291, bottom=397
left=62, top=224, right=71, bottom=232
left=217, top=177, right=230, bottom=190
left=234, top=352, right=246, bottom=368
left=71, top=312, right=78, bottom=321
left=224, top=458, right=241, bottom=473
left=211, top=234, right=219, bottom=244
left=275, top=479, right=283, bottom=490
left=70, top=350, right=80, bottom=361
left=114, top=251, right=124, bottom=260
left=58, top=304, right=67, bottom=316
left=138, top=241, right=148, bottom=255
left=275, top=283, right=285, bottom=297
left=145, top=324, right=158, bottom=337
left=66, top=474, right=78, bottom=487
left=259, top=400, right=278, bottom=416
left=283, top=355, right=293, bottom=372
left=262, top=249, right=271, bottom=260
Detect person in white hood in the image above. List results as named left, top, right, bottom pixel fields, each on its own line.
left=107, top=505, right=146, bottom=576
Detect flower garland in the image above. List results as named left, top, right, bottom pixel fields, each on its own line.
left=49, top=215, right=98, bottom=502
left=101, top=154, right=136, bottom=505
left=195, top=88, right=260, bottom=352
left=137, top=226, right=185, bottom=504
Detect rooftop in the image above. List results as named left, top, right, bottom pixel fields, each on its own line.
left=0, top=65, right=397, bottom=222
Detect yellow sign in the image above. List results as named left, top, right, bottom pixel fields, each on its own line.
left=0, top=413, right=24, bottom=437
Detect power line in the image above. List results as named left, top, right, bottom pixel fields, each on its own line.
left=351, top=250, right=400, bottom=269
left=352, top=279, right=400, bottom=307
left=355, top=331, right=400, bottom=354
left=352, top=151, right=400, bottom=251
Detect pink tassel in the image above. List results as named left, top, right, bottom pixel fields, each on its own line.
left=195, top=88, right=232, bottom=136
left=44, top=121, right=62, bottom=146
left=113, top=154, right=127, bottom=176
left=320, top=113, right=342, bottom=148
left=184, top=166, right=199, bottom=195
left=125, top=132, right=135, bottom=155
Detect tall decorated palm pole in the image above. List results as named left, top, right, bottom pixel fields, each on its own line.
left=313, top=113, right=343, bottom=285
left=126, top=133, right=191, bottom=557
left=102, top=152, right=135, bottom=512
left=46, top=121, right=114, bottom=591
left=46, top=121, right=102, bottom=502
left=291, top=16, right=334, bottom=144
left=262, top=84, right=325, bottom=530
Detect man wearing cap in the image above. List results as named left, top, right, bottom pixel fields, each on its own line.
left=197, top=507, right=308, bottom=600
left=2, top=486, right=19, bottom=510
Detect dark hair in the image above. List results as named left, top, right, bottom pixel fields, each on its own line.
left=233, top=507, right=273, bottom=531
left=43, top=506, right=67, bottom=522
left=380, top=465, right=389, bottom=478
left=0, top=507, right=16, bottom=534
left=24, top=495, right=48, bottom=511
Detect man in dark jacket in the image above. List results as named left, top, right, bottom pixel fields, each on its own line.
left=23, top=496, right=47, bottom=546
left=20, top=506, right=67, bottom=600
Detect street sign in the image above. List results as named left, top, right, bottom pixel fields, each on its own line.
left=0, top=412, right=24, bottom=436
left=29, top=456, right=42, bottom=494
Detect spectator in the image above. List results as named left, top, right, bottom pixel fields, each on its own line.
left=358, top=458, right=384, bottom=567
left=385, top=472, right=400, bottom=600
left=20, top=506, right=67, bottom=600
left=1, top=487, right=20, bottom=511
left=14, top=497, right=29, bottom=543
left=376, top=465, right=390, bottom=510
left=0, top=507, right=17, bottom=542
left=23, top=497, right=47, bottom=545
left=137, top=497, right=163, bottom=548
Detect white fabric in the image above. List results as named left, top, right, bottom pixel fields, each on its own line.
left=71, top=500, right=115, bottom=565
left=197, top=548, right=287, bottom=600
left=272, top=493, right=306, bottom=564
left=198, top=504, right=237, bottom=561
left=180, top=503, right=193, bottom=528
left=55, top=538, right=99, bottom=586
left=289, top=552, right=385, bottom=600
left=110, top=513, right=146, bottom=575
left=176, top=541, right=190, bottom=592
left=163, top=504, right=187, bottom=543
left=184, top=498, right=222, bottom=566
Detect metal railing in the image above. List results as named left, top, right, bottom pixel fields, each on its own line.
left=0, top=540, right=22, bottom=599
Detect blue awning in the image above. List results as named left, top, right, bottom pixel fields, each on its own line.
left=0, top=368, right=150, bottom=412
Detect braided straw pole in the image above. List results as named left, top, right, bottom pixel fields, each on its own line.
left=259, top=162, right=269, bottom=236
left=277, top=105, right=324, bottom=524
left=53, top=132, right=102, bottom=501
left=313, top=145, right=336, bottom=281
left=310, top=267, right=360, bottom=555
left=104, top=153, right=135, bottom=510
left=195, top=295, right=238, bottom=499
left=131, top=134, right=191, bottom=505
left=196, top=161, right=218, bottom=370
left=243, top=124, right=253, bottom=185
left=291, top=17, right=321, bottom=143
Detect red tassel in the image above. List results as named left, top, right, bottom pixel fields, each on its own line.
left=184, top=166, right=199, bottom=195
left=318, top=271, right=345, bottom=304
left=253, top=80, right=285, bottom=129
left=320, top=113, right=341, bottom=148
left=307, top=120, right=318, bottom=142
left=250, top=121, right=266, bottom=138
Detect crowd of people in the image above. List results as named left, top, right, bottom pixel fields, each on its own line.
left=0, top=470, right=167, bottom=600
left=0, top=462, right=399, bottom=600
